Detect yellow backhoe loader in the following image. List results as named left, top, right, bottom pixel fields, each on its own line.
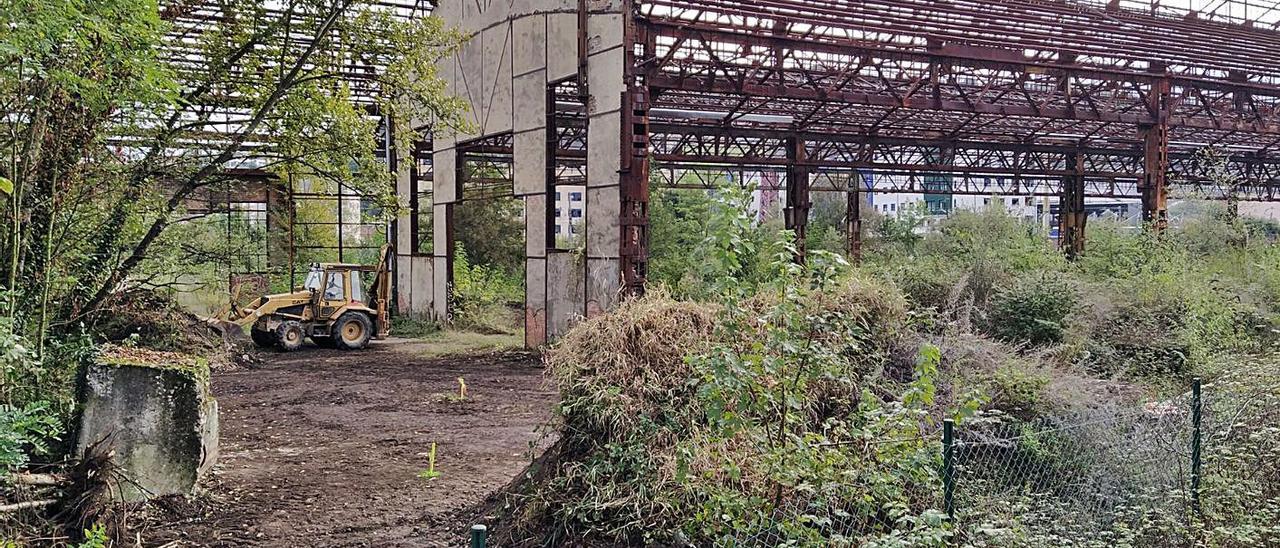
left=227, top=245, right=393, bottom=351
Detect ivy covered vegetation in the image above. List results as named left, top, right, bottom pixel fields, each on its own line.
left=485, top=182, right=1280, bottom=547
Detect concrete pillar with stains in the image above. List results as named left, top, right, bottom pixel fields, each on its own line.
left=426, top=0, right=627, bottom=345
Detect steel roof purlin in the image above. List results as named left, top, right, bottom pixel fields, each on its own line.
left=632, top=0, right=1280, bottom=200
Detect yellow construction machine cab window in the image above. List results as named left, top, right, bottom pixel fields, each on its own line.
left=350, top=271, right=364, bottom=304
left=323, top=271, right=345, bottom=301
left=303, top=264, right=323, bottom=292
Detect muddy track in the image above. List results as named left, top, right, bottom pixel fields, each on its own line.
left=131, top=340, right=555, bottom=547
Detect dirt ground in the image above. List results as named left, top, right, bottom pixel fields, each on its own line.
left=131, top=338, right=555, bottom=547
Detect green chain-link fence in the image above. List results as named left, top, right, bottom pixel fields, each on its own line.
left=731, top=379, right=1213, bottom=547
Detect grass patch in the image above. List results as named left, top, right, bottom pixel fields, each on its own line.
left=407, top=329, right=524, bottom=359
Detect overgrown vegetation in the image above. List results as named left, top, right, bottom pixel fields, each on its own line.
left=0, top=0, right=467, bottom=541
left=487, top=180, right=1280, bottom=546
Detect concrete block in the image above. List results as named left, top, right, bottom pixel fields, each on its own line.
left=586, top=257, right=620, bottom=318
left=395, top=215, right=413, bottom=259
left=433, top=203, right=451, bottom=257
left=514, top=0, right=576, bottom=16
left=588, top=0, right=625, bottom=12
left=513, top=70, right=548, bottom=133
left=587, top=13, right=624, bottom=54
left=461, top=0, right=481, bottom=33
left=433, top=255, right=451, bottom=322
left=586, top=47, right=624, bottom=115
left=586, top=185, right=620, bottom=258
left=482, top=24, right=514, bottom=136
left=586, top=113, right=621, bottom=187
left=410, top=254, right=434, bottom=316
left=547, top=13, right=579, bottom=82
left=514, top=130, right=548, bottom=196
left=435, top=0, right=461, bottom=27
left=512, top=14, right=548, bottom=76
left=525, top=193, right=548, bottom=258
left=77, top=358, right=218, bottom=502
left=546, top=252, right=585, bottom=339
left=525, top=256, right=548, bottom=347
left=433, top=150, right=457, bottom=203
left=457, top=39, right=483, bottom=139
left=476, top=0, right=510, bottom=31
left=396, top=255, right=412, bottom=313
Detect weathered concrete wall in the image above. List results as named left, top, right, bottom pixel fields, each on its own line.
left=583, top=0, right=627, bottom=320
left=76, top=362, right=218, bottom=502
left=546, top=252, right=586, bottom=336
left=400, top=1, right=626, bottom=344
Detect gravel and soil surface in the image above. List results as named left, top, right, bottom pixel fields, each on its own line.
left=130, top=337, right=555, bottom=547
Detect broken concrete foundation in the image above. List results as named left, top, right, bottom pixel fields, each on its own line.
left=76, top=358, right=219, bottom=502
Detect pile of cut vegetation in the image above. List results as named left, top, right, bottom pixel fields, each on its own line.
left=96, top=290, right=256, bottom=369
left=479, top=278, right=1015, bottom=546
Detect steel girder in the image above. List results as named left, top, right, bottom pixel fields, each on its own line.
left=632, top=0, right=1280, bottom=203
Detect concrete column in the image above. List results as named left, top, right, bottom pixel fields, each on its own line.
left=431, top=147, right=457, bottom=322
left=583, top=3, right=627, bottom=318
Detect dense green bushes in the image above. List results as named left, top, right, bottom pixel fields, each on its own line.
left=495, top=195, right=1280, bottom=546
left=988, top=275, right=1075, bottom=346
left=862, top=207, right=1280, bottom=380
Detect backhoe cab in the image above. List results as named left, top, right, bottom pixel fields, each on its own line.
left=231, top=245, right=393, bottom=351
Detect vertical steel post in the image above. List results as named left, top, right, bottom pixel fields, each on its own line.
left=226, top=179, right=234, bottom=308
left=943, top=418, right=956, bottom=522
left=470, top=524, right=488, bottom=548
left=336, top=182, right=345, bottom=263
left=784, top=136, right=811, bottom=264
left=1191, top=377, right=1202, bottom=516
left=619, top=2, right=651, bottom=296
left=1139, top=73, right=1170, bottom=234
left=287, top=170, right=296, bottom=289
left=1059, top=151, right=1087, bottom=259
left=846, top=176, right=863, bottom=263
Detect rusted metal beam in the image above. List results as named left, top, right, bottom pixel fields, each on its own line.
left=785, top=136, right=811, bottom=263
left=1060, top=152, right=1088, bottom=258
left=619, top=87, right=651, bottom=295
left=846, top=178, right=863, bottom=263
left=1141, top=77, right=1172, bottom=232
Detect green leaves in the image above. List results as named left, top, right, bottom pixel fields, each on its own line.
left=0, top=177, right=11, bottom=195
left=0, top=401, right=63, bottom=474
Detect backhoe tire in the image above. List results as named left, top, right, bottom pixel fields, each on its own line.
left=250, top=327, right=275, bottom=349
left=331, top=312, right=373, bottom=350
left=275, top=320, right=305, bottom=352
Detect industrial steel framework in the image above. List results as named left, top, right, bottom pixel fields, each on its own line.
left=624, top=0, right=1280, bottom=261
left=154, top=0, right=436, bottom=302
left=417, top=0, right=1280, bottom=344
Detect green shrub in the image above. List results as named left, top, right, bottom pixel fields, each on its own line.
left=988, top=364, right=1049, bottom=417
left=452, top=242, right=522, bottom=334
left=988, top=275, right=1075, bottom=346
left=390, top=315, right=440, bottom=338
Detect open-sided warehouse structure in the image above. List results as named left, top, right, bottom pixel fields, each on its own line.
left=153, top=0, right=432, bottom=306
left=405, top=0, right=1280, bottom=346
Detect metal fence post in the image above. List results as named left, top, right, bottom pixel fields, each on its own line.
left=1191, top=377, right=1202, bottom=516
left=471, top=524, right=488, bottom=548
left=943, top=418, right=955, bottom=522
